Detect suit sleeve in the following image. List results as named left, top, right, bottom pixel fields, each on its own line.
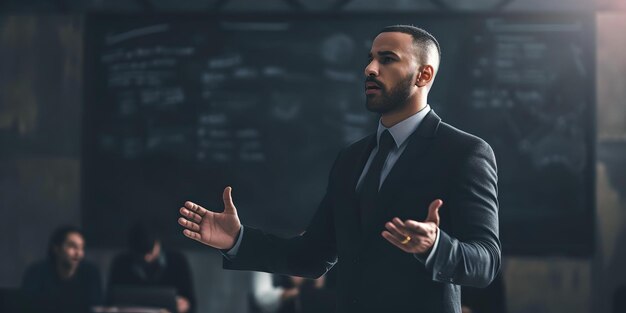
left=429, top=139, right=501, bottom=288
left=222, top=152, right=342, bottom=279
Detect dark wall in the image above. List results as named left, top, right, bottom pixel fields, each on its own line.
left=0, top=14, right=83, bottom=288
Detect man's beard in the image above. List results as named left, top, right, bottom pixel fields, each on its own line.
left=365, top=74, right=414, bottom=114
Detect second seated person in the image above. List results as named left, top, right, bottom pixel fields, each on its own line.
left=108, top=221, right=196, bottom=313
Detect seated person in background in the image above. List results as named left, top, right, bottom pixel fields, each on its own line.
left=108, top=221, right=195, bottom=313
left=21, top=225, right=102, bottom=313
left=251, top=272, right=330, bottom=313
left=251, top=272, right=303, bottom=313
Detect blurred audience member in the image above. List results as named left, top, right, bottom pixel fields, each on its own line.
left=251, top=272, right=332, bottom=313
left=21, top=225, right=102, bottom=313
left=298, top=267, right=336, bottom=313
left=251, top=272, right=302, bottom=313
left=108, top=221, right=195, bottom=313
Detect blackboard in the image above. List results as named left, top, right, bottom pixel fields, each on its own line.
left=83, top=13, right=595, bottom=256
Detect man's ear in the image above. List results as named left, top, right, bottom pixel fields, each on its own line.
left=415, top=65, right=434, bottom=87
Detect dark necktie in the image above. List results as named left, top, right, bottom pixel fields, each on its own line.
left=358, top=129, right=395, bottom=230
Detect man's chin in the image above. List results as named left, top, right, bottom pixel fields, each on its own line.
left=365, top=100, right=389, bottom=114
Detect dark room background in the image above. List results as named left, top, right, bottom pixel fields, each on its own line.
left=1, top=1, right=626, bottom=312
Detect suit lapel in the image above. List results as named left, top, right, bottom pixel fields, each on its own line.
left=349, top=134, right=376, bottom=237
left=351, top=134, right=377, bottom=193
left=379, top=110, right=441, bottom=195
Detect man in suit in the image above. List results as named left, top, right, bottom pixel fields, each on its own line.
left=178, top=25, right=501, bottom=313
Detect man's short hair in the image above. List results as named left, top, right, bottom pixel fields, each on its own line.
left=378, top=25, right=441, bottom=65
left=128, top=221, right=158, bottom=255
left=47, top=225, right=83, bottom=260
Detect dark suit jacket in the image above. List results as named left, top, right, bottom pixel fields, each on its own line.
left=224, top=110, right=501, bottom=313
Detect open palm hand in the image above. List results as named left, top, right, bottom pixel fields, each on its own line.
left=178, top=187, right=241, bottom=250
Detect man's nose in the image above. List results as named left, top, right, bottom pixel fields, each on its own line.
left=365, top=61, right=378, bottom=77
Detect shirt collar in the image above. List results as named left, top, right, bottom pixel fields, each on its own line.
left=376, top=105, right=431, bottom=148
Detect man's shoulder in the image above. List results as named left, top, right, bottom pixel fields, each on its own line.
left=24, top=259, right=52, bottom=276
left=22, top=259, right=53, bottom=290
left=436, top=121, right=492, bottom=153
left=342, top=134, right=375, bottom=155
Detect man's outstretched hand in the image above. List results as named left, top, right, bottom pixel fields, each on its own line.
left=178, top=186, right=241, bottom=250
left=382, top=199, right=443, bottom=255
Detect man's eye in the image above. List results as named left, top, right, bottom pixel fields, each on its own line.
left=381, top=57, right=394, bottom=63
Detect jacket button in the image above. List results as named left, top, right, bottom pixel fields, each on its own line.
left=353, top=257, right=359, bottom=264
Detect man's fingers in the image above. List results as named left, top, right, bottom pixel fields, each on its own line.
left=385, top=221, right=409, bottom=242
left=404, top=220, right=429, bottom=236
left=184, top=201, right=208, bottom=217
left=382, top=231, right=410, bottom=253
left=392, top=217, right=405, bottom=227
left=179, top=207, right=202, bottom=223
left=222, top=186, right=238, bottom=215
left=183, top=229, right=201, bottom=241
left=178, top=217, right=200, bottom=232
left=425, top=199, right=443, bottom=226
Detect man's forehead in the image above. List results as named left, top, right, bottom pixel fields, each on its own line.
left=66, top=232, right=84, bottom=244
left=370, top=32, right=414, bottom=54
